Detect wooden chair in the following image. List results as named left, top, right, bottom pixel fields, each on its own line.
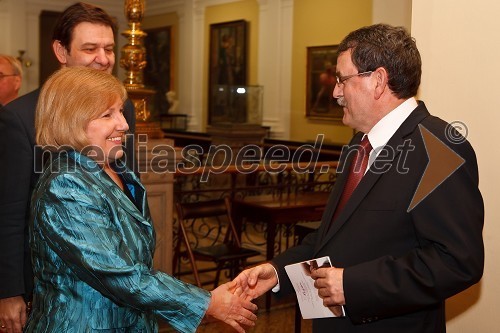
left=173, top=197, right=261, bottom=288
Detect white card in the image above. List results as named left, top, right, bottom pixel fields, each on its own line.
left=285, top=256, right=343, bottom=319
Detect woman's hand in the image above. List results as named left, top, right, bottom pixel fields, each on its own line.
left=206, top=282, right=258, bottom=333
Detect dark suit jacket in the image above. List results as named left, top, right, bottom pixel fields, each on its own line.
left=0, top=89, right=136, bottom=300
left=272, top=102, right=484, bottom=333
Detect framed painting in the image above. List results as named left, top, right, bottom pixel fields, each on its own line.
left=306, top=45, right=343, bottom=122
left=143, top=26, right=173, bottom=119
left=208, top=20, right=248, bottom=124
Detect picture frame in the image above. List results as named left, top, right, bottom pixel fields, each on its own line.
left=306, top=45, right=343, bottom=122
left=143, top=26, right=173, bottom=119
left=208, top=20, right=248, bottom=124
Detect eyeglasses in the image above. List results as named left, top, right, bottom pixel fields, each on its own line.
left=335, top=71, right=373, bottom=86
left=0, top=73, right=19, bottom=80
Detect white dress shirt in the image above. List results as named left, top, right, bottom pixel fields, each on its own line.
left=366, top=97, right=418, bottom=169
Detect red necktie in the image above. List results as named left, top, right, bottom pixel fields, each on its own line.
left=332, top=136, right=372, bottom=222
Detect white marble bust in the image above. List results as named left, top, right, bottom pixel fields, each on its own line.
left=165, top=90, right=179, bottom=114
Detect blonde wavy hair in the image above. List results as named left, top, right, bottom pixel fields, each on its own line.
left=36, top=67, right=127, bottom=151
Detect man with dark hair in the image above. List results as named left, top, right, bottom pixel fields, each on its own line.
left=232, top=23, right=484, bottom=333
left=0, top=3, right=136, bottom=331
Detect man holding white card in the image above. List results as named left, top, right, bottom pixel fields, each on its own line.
left=232, top=24, right=483, bottom=333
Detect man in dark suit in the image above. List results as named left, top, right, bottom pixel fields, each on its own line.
left=232, top=24, right=484, bottom=333
left=0, top=3, right=136, bottom=331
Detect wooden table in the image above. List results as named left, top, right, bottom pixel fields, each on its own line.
left=232, top=191, right=330, bottom=314
left=233, top=191, right=330, bottom=260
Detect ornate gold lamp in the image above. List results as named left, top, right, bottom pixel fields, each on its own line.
left=120, top=0, right=162, bottom=138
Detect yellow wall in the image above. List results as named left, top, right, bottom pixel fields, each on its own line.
left=373, top=0, right=412, bottom=30
left=204, top=0, right=260, bottom=129
left=412, top=0, right=500, bottom=331
left=290, top=0, right=372, bottom=144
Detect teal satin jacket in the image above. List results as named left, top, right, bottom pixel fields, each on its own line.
left=27, top=151, right=210, bottom=332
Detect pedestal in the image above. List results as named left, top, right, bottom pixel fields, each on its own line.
left=137, top=138, right=177, bottom=274
left=128, top=87, right=163, bottom=139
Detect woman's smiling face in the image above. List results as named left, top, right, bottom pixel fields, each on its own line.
left=84, top=97, right=129, bottom=164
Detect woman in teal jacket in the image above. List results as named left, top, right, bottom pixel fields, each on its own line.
left=26, top=67, right=257, bottom=332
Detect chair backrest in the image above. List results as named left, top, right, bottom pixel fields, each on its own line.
left=175, top=197, right=242, bottom=247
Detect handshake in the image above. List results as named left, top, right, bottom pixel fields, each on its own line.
left=202, top=263, right=278, bottom=332
left=203, top=263, right=345, bottom=332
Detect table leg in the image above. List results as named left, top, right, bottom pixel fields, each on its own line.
left=295, top=301, right=302, bottom=333
left=232, top=206, right=243, bottom=240
left=265, top=221, right=276, bottom=311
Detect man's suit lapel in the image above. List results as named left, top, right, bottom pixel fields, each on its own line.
left=315, top=132, right=363, bottom=241
left=316, top=103, right=430, bottom=252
